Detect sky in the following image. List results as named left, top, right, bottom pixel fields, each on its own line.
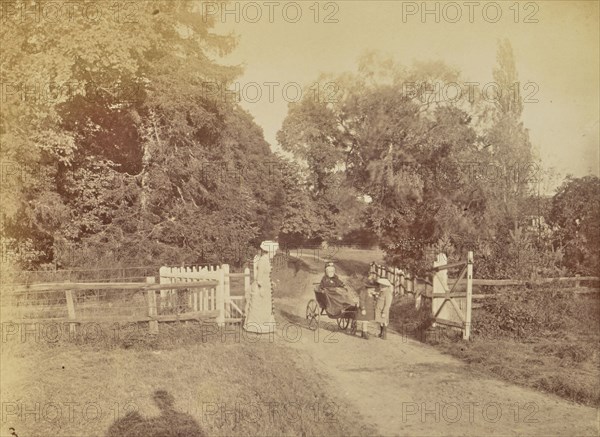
left=211, top=0, right=599, bottom=192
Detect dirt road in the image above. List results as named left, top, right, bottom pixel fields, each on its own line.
left=274, top=255, right=599, bottom=437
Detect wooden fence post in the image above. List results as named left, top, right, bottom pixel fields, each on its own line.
left=146, top=277, right=159, bottom=334
left=158, top=266, right=170, bottom=312
left=575, top=273, right=580, bottom=289
left=223, top=264, right=230, bottom=319
left=244, top=267, right=250, bottom=314
left=65, top=286, right=76, bottom=336
left=216, top=266, right=225, bottom=327
left=395, top=268, right=404, bottom=296
left=432, top=253, right=448, bottom=328
left=192, top=266, right=199, bottom=312
left=415, top=279, right=421, bottom=310
left=464, top=251, right=473, bottom=340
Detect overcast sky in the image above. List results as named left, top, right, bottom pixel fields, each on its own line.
left=213, top=1, right=599, bottom=191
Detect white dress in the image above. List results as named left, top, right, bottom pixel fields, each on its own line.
left=243, top=254, right=276, bottom=334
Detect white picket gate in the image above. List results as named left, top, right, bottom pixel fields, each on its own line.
left=159, top=264, right=250, bottom=326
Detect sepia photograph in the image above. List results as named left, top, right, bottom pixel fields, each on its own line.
left=0, top=1, right=599, bottom=436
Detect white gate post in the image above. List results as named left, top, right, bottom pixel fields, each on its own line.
left=216, top=265, right=226, bottom=326
left=464, top=251, right=473, bottom=340
left=415, top=274, right=422, bottom=309
left=146, top=276, right=159, bottom=334
left=432, top=253, right=448, bottom=327
left=223, top=264, right=230, bottom=319
left=243, top=267, right=250, bottom=315
left=158, top=266, right=169, bottom=312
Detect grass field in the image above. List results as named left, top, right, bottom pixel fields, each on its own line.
left=0, top=323, right=376, bottom=437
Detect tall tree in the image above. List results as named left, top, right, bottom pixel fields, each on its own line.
left=278, top=55, right=486, bottom=272
left=278, top=47, right=549, bottom=276
left=1, top=1, right=287, bottom=269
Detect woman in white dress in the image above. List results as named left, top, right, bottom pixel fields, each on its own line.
left=243, top=240, right=278, bottom=334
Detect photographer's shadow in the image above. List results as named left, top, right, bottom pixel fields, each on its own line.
left=106, top=390, right=206, bottom=437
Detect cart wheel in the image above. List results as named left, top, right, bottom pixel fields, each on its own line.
left=337, top=317, right=350, bottom=330
left=350, top=319, right=357, bottom=335
left=306, top=299, right=319, bottom=331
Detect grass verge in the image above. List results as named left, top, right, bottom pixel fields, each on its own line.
left=1, top=323, right=377, bottom=437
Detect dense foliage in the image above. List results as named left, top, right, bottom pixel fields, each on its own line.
left=277, top=43, right=594, bottom=278
left=1, top=1, right=293, bottom=269
left=1, top=9, right=596, bottom=280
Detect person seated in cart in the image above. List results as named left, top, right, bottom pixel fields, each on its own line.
left=320, top=262, right=345, bottom=288
left=319, top=262, right=359, bottom=308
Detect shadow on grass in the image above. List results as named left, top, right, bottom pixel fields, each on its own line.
left=106, top=390, right=206, bottom=437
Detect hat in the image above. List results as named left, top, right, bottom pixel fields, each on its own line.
left=377, top=277, right=392, bottom=287
left=260, top=240, right=279, bottom=252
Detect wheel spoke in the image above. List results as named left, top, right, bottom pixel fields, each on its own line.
left=306, top=299, right=319, bottom=330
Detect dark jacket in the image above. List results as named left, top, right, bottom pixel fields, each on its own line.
left=320, top=274, right=345, bottom=289
left=356, top=285, right=377, bottom=321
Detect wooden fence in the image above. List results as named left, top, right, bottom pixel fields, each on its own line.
left=369, top=263, right=423, bottom=296
left=370, top=262, right=599, bottom=300
left=2, top=265, right=162, bottom=285
left=370, top=253, right=598, bottom=340
left=0, top=279, right=220, bottom=335
left=1, top=263, right=253, bottom=334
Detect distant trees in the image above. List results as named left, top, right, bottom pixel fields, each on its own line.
left=550, top=176, right=600, bottom=275
left=277, top=41, right=590, bottom=278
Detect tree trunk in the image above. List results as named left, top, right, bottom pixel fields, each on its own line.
left=140, top=113, right=160, bottom=214
left=140, top=142, right=151, bottom=213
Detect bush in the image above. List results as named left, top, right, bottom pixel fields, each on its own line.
left=389, top=295, right=435, bottom=339
left=473, top=287, right=576, bottom=339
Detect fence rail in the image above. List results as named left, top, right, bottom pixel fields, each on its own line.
left=1, top=280, right=223, bottom=334
left=369, top=260, right=599, bottom=299
left=2, top=280, right=218, bottom=294
left=371, top=254, right=599, bottom=340
left=2, top=263, right=252, bottom=334
left=448, top=276, right=599, bottom=287
left=1, top=261, right=255, bottom=335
